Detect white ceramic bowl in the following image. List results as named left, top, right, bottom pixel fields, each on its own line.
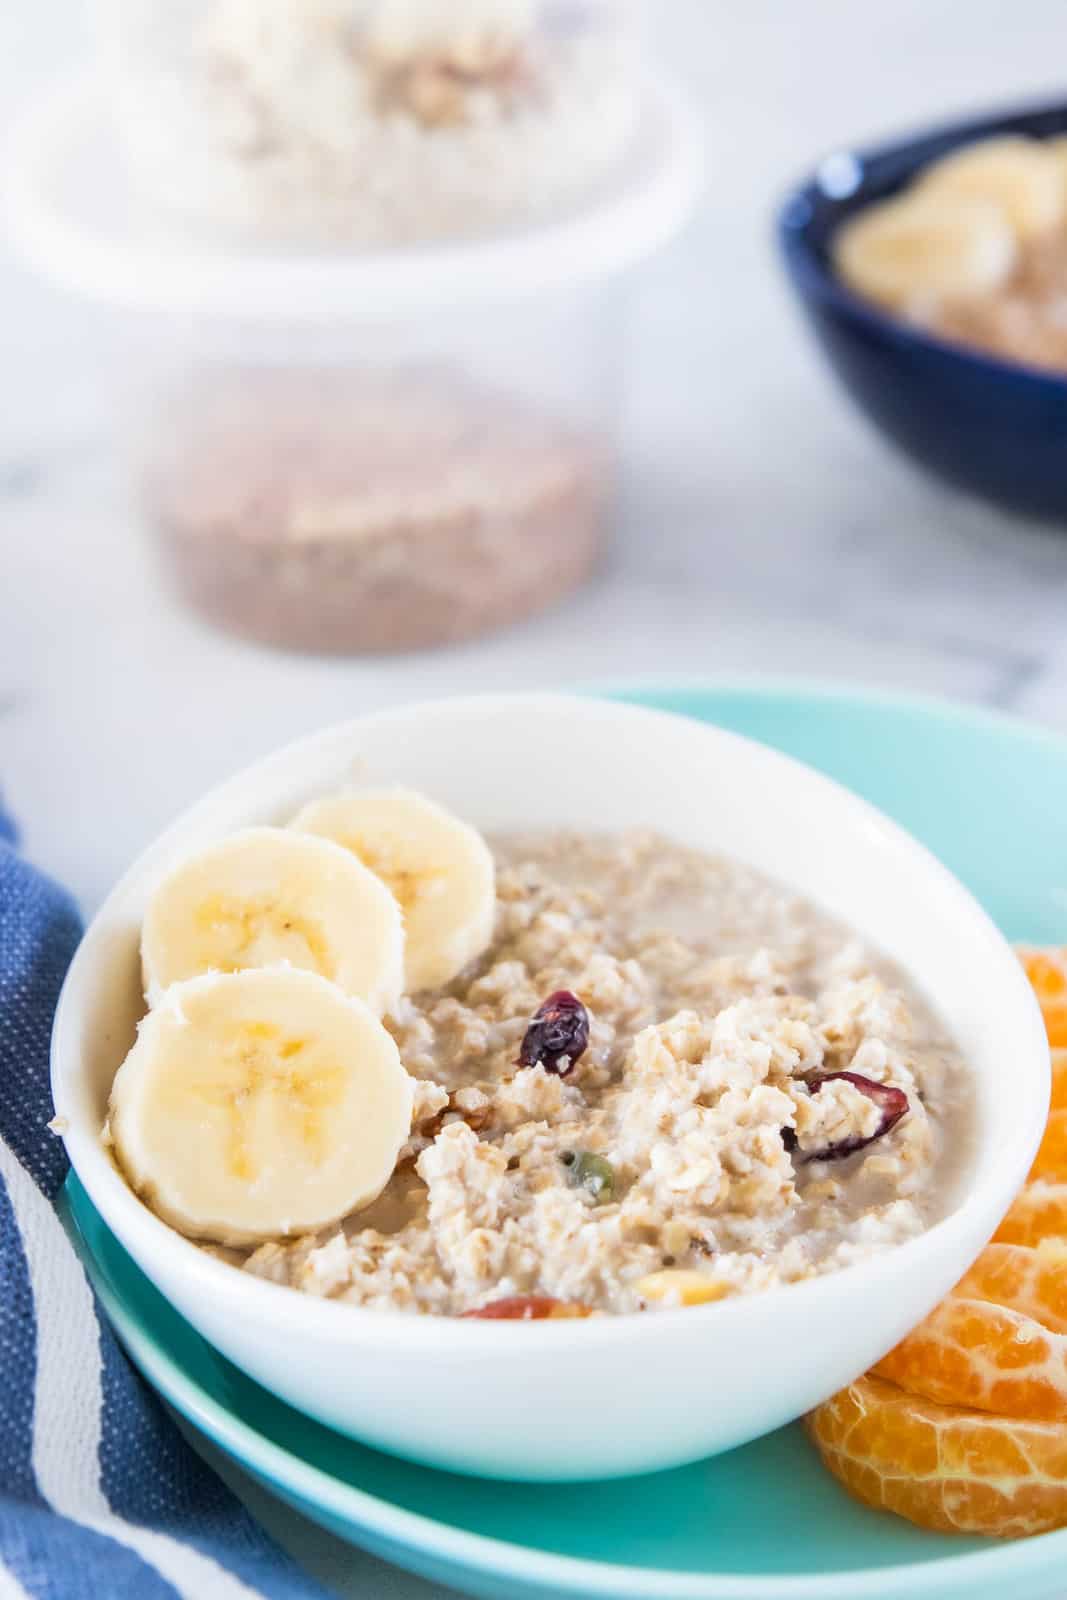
left=52, top=693, right=1049, bottom=1482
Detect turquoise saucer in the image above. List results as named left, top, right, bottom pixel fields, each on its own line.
left=63, top=683, right=1067, bottom=1600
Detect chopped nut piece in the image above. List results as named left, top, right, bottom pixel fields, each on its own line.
left=637, top=1269, right=734, bottom=1307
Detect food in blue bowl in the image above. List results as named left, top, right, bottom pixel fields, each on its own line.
left=778, top=102, right=1067, bottom=521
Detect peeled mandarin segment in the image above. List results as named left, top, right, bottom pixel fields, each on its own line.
left=140, top=826, right=404, bottom=1013
left=916, top=135, right=1067, bottom=239
left=1021, top=947, right=1067, bottom=1000
left=807, top=1374, right=1067, bottom=1538
left=1046, top=1007, right=1067, bottom=1051
left=872, top=1295, right=1067, bottom=1422
left=1053, top=1052, right=1067, bottom=1112
left=289, top=787, right=495, bottom=992
left=636, top=1269, right=733, bottom=1306
left=108, top=967, right=414, bottom=1247
left=995, top=1182, right=1067, bottom=1248
left=1030, top=1108, right=1067, bottom=1182
left=951, top=1241, right=1067, bottom=1334
left=833, top=193, right=1017, bottom=310
left=1019, top=947, right=1067, bottom=1048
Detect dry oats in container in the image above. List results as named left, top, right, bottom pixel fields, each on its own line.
left=144, top=363, right=612, bottom=653
left=93, top=0, right=641, bottom=246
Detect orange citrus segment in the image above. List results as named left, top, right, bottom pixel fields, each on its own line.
left=995, top=1182, right=1067, bottom=1247
left=1030, top=1108, right=1067, bottom=1182
left=951, top=1241, right=1067, bottom=1333
left=873, top=1294, right=1067, bottom=1421
left=1053, top=1050, right=1067, bottom=1112
left=1022, top=948, right=1067, bottom=999
left=1021, top=947, right=1067, bottom=1048
left=807, top=1373, right=1067, bottom=1538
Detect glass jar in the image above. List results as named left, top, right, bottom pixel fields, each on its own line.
left=91, top=0, right=641, bottom=246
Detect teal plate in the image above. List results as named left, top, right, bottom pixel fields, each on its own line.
left=63, top=683, right=1067, bottom=1600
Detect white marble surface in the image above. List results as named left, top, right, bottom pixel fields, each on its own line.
left=4, top=3, right=1067, bottom=1595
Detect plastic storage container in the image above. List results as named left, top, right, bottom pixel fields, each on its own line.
left=137, top=297, right=621, bottom=652
left=5, top=68, right=700, bottom=654
left=91, top=0, right=641, bottom=246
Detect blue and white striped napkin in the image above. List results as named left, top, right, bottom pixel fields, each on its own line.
left=0, top=811, right=332, bottom=1600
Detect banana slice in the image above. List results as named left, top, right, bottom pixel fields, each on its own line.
left=834, top=193, right=1017, bottom=309
left=1043, top=134, right=1067, bottom=184
left=917, top=135, right=1066, bottom=240
left=141, top=826, right=404, bottom=1013
left=290, top=788, right=494, bottom=992
left=109, top=967, right=413, bottom=1246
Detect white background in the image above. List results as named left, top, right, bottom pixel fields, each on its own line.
left=4, top=3, right=1067, bottom=1594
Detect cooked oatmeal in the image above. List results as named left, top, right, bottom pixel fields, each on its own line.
left=221, top=829, right=972, bottom=1315
left=100, top=0, right=639, bottom=247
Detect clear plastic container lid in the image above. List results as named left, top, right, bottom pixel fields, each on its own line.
left=3, top=62, right=700, bottom=320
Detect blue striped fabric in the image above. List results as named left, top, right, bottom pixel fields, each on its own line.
left=0, top=816, right=332, bottom=1600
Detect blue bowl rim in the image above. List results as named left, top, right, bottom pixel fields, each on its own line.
left=776, top=93, right=1067, bottom=394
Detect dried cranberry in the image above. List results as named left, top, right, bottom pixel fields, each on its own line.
left=800, top=1070, right=909, bottom=1163
left=460, top=1296, right=591, bottom=1320
left=518, top=990, right=589, bottom=1076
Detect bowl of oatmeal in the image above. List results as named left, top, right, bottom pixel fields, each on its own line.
left=779, top=98, right=1067, bottom=522
left=51, top=693, right=1049, bottom=1480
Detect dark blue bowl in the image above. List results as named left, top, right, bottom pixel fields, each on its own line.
left=778, top=100, right=1067, bottom=522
